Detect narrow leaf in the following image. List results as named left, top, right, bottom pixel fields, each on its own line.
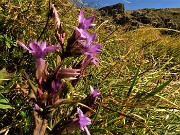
left=0, top=81, right=14, bottom=93
left=0, top=99, right=9, bottom=104
left=126, top=67, right=140, bottom=97
left=0, top=94, right=13, bottom=109
left=0, top=104, right=13, bottom=109
left=23, top=72, right=37, bottom=99
left=140, top=80, right=171, bottom=102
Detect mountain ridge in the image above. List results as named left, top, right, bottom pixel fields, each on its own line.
left=98, top=3, right=180, bottom=30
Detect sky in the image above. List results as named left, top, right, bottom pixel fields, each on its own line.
left=75, top=0, right=180, bottom=10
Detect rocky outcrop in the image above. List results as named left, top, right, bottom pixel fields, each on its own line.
left=99, top=3, right=125, bottom=15
left=99, top=3, right=129, bottom=25
left=99, top=3, right=180, bottom=30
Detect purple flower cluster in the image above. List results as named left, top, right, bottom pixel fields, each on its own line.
left=77, top=86, right=100, bottom=135
left=17, top=6, right=102, bottom=135
left=75, top=10, right=102, bottom=65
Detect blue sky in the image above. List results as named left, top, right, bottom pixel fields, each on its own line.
left=76, top=0, right=180, bottom=10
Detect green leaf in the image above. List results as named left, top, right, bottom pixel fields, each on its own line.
left=19, top=111, right=26, bottom=118
left=6, top=42, right=11, bottom=48
left=126, top=67, right=140, bottom=97
left=0, top=94, right=13, bottom=109
left=24, top=72, right=37, bottom=100
left=0, top=81, right=14, bottom=93
left=0, top=104, right=13, bottom=109
left=0, top=98, right=9, bottom=104
left=140, top=80, right=171, bottom=102
left=134, top=91, right=146, bottom=100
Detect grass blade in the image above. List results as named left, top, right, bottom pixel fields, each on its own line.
left=140, top=80, right=171, bottom=102
left=126, top=67, right=140, bottom=97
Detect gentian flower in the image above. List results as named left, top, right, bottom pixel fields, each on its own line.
left=78, top=33, right=102, bottom=66
left=78, top=9, right=95, bottom=29
left=78, top=85, right=100, bottom=115
left=74, top=27, right=89, bottom=39
left=34, top=104, right=40, bottom=110
left=34, top=104, right=43, bottom=112
left=66, top=10, right=101, bottom=59
left=51, top=108, right=92, bottom=134
left=17, top=40, right=60, bottom=79
left=77, top=107, right=91, bottom=135
left=73, top=9, right=96, bottom=40
left=81, top=53, right=99, bottom=67
left=51, top=79, right=62, bottom=93
left=79, top=33, right=102, bottom=55
left=90, top=85, right=100, bottom=98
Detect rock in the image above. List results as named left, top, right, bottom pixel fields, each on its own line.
left=98, top=3, right=180, bottom=30
left=99, top=3, right=125, bottom=15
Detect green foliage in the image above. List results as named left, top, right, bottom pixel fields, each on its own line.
left=0, top=94, right=13, bottom=109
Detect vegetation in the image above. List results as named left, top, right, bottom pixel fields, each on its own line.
left=0, top=0, right=179, bottom=135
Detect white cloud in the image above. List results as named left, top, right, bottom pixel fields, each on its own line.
left=123, top=0, right=131, bottom=4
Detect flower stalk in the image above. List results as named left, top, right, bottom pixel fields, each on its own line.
left=17, top=6, right=102, bottom=135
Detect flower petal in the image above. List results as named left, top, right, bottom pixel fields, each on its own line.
left=29, top=42, right=42, bottom=53
left=86, top=44, right=102, bottom=55
left=58, top=68, right=81, bottom=80
left=78, top=9, right=95, bottom=29
left=43, top=45, right=60, bottom=53
left=17, top=40, right=32, bottom=53
left=52, top=4, right=60, bottom=29
left=35, top=58, right=45, bottom=79
left=88, top=33, right=97, bottom=43
left=74, top=27, right=89, bottom=39
left=41, top=41, right=47, bottom=50
left=91, top=57, right=100, bottom=66
left=80, top=116, right=91, bottom=126
left=77, top=108, right=91, bottom=126
left=90, top=85, right=94, bottom=94
left=84, top=16, right=95, bottom=29
left=34, top=104, right=40, bottom=110
left=90, top=85, right=100, bottom=97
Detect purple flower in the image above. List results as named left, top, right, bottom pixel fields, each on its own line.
left=81, top=53, right=100, bottom=67
left=74, top=27, right=89, bottom=39
left=90, top=85, right=100, bottom=98
left=17, top=40, right=60, bottom=79
left=79, top=33, right=102, bottom=55
left=51, top=79, right=62, bottom=93
left=79, top=33, right=102, bottom=66
left=78, top=9, right=95, bottom=29
left=34, top=104, right=40, bottom=110
left=77, top=107, right=91, bottom=135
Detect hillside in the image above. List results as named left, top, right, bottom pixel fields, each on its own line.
left=99, top=3, right=180, bottom=30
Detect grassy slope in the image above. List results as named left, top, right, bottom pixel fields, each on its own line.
left=0, top=0, right=179, bottom=134
left=95, top=26, right=180, bottom=134
left=127, top=8, right=180, bottom=29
